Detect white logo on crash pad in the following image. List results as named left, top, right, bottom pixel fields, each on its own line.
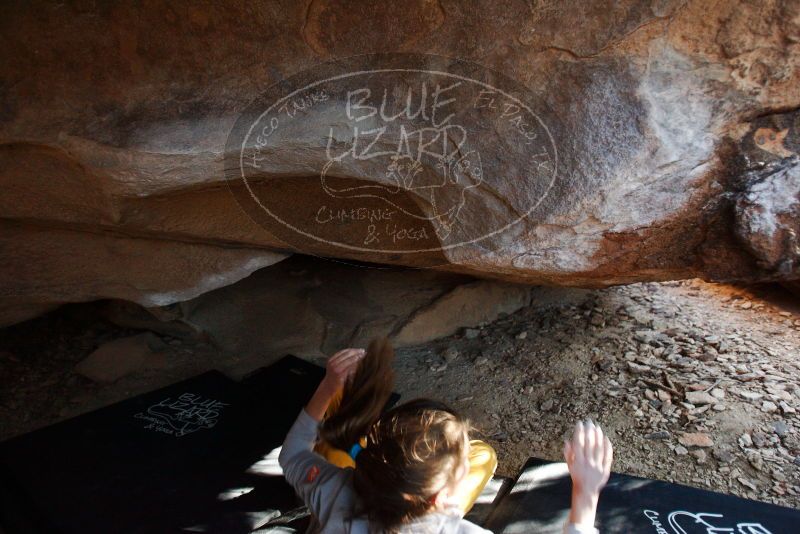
left=134, top=392, right=229, bottom=437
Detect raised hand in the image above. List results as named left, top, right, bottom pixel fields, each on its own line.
left=306, top=348, right=366, bottom=421
left=323, top=348, right=366, bottom=390
left=563, top=420, right=613, bottom=527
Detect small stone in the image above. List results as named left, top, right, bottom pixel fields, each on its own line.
left=442, top=347, right=459, bottom=363
left=752, top=432, right=768, bottom=448
left=739, top=433, right=753, bottom=448
left=710, top=388, right=726, bottom=400
left=516, top=331, right=528, bottom=340
left=761, top=401, right=778, bottom=413
left=627, top=362, right=651, bottom=374
left=747, top=451, right=764, bottom=471
left=430, top=362, right=448, bottom=372
left=690, top=449, right=708, bottom=464
left=540, top=399, right=554, bottom=411
left=686, top=391, right=716, bottom=405
left=772, top=470, right=787, bottom=482
left=464, top=328, right=481, bottom=340
left=475, top=356, right=489, bottom=366
left=714, top=448, right=735, bottom=464
left=675, top=445, right=689, bottom=456
left=679, top=432, right=714, bottom=448
left=772, top=421, right=789, bottom=438
left=737, top=390, right=764, bottom=401
left=738, top=477, right=757, bottom=490
left=694, top=351, right=717, bottom=362
left=646, top=431, right=671, bottom=440
left=490, top=431, right=508, bottom=442
left=779, top=401, right=796, bottom=414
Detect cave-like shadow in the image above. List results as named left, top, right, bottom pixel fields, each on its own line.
left=0, top=358, right=324, bottom=534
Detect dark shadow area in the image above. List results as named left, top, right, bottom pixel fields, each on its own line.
left=0, top=357, right=325, bottom=533
left=731, top=282, right=800, bottom=315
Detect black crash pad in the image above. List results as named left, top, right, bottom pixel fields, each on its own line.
left=484, top=457, right=800, bottom=533
left=0, top=356, right=326, bottom=534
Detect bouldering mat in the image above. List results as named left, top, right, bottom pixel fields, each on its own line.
left=0, top=356, right=331, bottom=533
left=483, top=457, right=800, bottom=533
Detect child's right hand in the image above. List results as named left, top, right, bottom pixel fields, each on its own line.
left=563, top=420, right=612, bottom=528
left=563, top=420, right=613, bottom=496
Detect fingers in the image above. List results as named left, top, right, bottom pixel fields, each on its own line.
left=330, top=348, right=365, bottom=370
left=584, top=420, right=596, bottom=453
left=330, top=347, right=365, bottom=365
left=572, top=421, right=585, bottom=463
left=602, top=435, right=613, bottom=473
left=327, top=348, right=366, bottom=382
left=570, top=419, right=611, bottom=463
left=593, top=423, right=603, bottom=461
left=563, top=440, right=574, bottom=465
left=567, top=419, right=613, bottom=494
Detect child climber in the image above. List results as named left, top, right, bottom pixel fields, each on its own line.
left=279, top=339, right=613, bottom=533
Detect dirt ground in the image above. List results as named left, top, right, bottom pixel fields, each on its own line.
left=1, top=279, right=799, bottom=510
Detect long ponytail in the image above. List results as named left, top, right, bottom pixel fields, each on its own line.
left=318, top=337, right=395, bottom=451
left=319, top=338, right=469, bottom=532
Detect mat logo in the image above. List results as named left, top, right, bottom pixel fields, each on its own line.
left=644, top=509, right=772, bottom=534
left=134, top=393, right=229, bottom=437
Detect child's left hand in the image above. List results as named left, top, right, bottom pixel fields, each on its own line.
left=321, top=347, right=366, bottom=391
left=306, top=348, right=366, bottom=421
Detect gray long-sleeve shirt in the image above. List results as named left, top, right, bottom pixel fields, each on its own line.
left=279, top=409, right=598, bottom=534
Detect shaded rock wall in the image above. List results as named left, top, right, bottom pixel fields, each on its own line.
left=0, top=0, right=799, bottom=326
left=103, top=255, right=545, bottom=358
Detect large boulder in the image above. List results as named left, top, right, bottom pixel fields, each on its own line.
left=0, top=0, right=798, bottom=325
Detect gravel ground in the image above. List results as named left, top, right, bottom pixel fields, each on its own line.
left=394, top=280, right=800, bottom=509
left=1, top=279, right=798, bottom=510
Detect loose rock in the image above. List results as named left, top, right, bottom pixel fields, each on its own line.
left=686, top=391, right=717, bottom=405
left=74, top=333, right=166, bottom=383
left=678, top=432, right=714, bottom=448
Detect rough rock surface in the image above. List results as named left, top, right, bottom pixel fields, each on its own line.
left=165, top=255, right=535, bottom=358
left=1, top=0, right=799, bottom=324
left=74, top=333, right=167, bottom=383
left=735, top=156, right=800, bottom=273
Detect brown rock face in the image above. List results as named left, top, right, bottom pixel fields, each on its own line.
left=0, top=0, right=798, bottom=325
left=166, top=255, right=537, bottom=358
